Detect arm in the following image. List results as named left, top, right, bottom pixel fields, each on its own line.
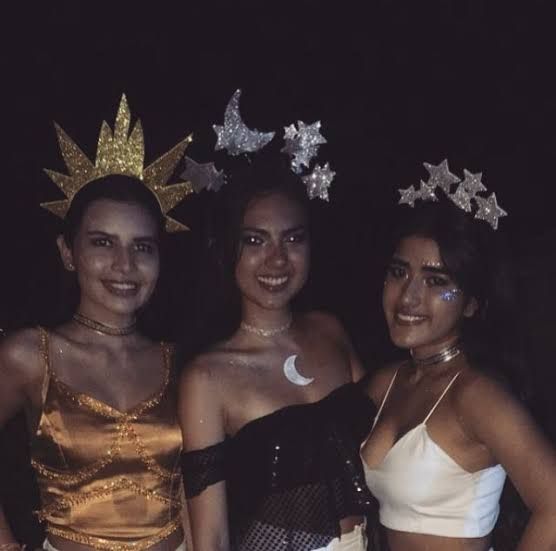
left=178, top=358, right=230, bottom=551
left=0, top=330, right=42, bottom=546
left=459, top=376, right=556, bottom=550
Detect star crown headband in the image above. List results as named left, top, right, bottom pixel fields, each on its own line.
left=398, top=159, right=508, bottom=230
left=182, top=89, right=335, bottom=201
left=42, top=94, right=194, bottom=232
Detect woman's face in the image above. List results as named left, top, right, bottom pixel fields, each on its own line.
left=382, top=235, right=476, bottom=356
left=58, top=199, right=160, bottom=323
left=235, top=192, right=310, bottom=313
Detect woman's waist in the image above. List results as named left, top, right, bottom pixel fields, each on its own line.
left=385, top=527, right=492, bottom=551
left=45, top=519, right=184, bottom=551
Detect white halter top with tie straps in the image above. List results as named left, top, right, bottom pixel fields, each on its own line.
left=362, top=369, right=506, bottom=538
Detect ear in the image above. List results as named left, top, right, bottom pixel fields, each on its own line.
left=463, top=296, right=479, bottom=318
left=56, top=235, right=75, bottom=272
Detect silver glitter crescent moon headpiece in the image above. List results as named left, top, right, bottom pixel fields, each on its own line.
left=398, top=159, right=508, bottom=230
left=204, top=89, right=335, bottom=201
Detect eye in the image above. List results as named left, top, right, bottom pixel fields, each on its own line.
left=241, top=234, right=263, bottom=246
left=386, top=265, right=406, bottom=279
left=285, top=231, right=307, bottom=244
left=135, top=242, right=157, bottom=254
left=91, top=237, right=112, bottom=247
left=425, top=275, right=449, bottom=287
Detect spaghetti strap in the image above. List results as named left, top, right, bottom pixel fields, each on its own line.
left=423, top=371, right=461, bottom=424
left=38, top=327, right=51, bottom=406
left=371, top=369, right=399, bottom=432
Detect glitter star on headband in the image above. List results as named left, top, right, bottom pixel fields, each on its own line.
left=398, top=159, right=508, bottom=230
left=41, top=94, right=194, bottom=232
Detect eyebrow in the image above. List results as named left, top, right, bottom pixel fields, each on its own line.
left=390, top=256, right=450, bottom=275
left=241, top=224, right=307, bottom=236
left=86, top=230, right=158, bottom=242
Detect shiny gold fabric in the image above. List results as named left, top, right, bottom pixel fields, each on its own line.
left=30, top=328, right=183, bottom=550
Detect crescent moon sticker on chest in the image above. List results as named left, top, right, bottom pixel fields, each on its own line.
left=283, top=355, right=315, bottom=386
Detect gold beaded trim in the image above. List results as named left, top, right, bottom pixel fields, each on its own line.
left=36, top=477, right=181, bottom=521
left=46, top=516, right=181, bottom=551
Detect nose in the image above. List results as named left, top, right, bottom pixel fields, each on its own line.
left=112, top=246, right=135, bottom=274
left=267, top=242, right=288, bottom=268
left=400, top=276, right=422, bottom=308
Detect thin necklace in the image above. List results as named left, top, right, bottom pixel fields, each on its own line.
left=411, top=342, right=461, bottom=367
left=240, top=318, right=292, bottom=338
left=73, top=312, right=136, bottom=337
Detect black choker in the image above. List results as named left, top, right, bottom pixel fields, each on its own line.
left=72, top=313, right=136, bottom=336
left=411, top=343, right=462, bottom=367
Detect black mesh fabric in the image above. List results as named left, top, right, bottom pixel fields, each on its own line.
left=182, top=382, right=376, bottom=550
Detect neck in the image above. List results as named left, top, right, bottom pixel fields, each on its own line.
left=72, top=309, right=137, bottom=337
left=410, top=339, right=462, bottom=368
left=240, top=305, right=293, bottom=337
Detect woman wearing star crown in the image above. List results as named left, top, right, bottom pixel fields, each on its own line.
left=178, top=154, right=376, bottom=551
left=360, top=161, right=556, bottom=551
left=0, top=97, right=193, bottom=551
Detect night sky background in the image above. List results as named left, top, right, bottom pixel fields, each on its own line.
left=1, top=1, right=556, bottom=546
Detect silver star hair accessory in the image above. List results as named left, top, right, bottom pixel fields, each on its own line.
left=302, top=163, right=335, bottom=201
left=398, top=185, right=419, bottom=207
left=213, top=89, right=275, bottom=156
left=460, top=169, right=487, bottom=197
left=417, top=180, right=438, bottom=202
left=474, top=192, right=507, bottom=230
left=181, top=157, right=226, bottom=193
left=423, top=159, right=461, bottom=194
left=448, top=184, right=473, bottom=212
left=281, top=121, right=327, bottom=173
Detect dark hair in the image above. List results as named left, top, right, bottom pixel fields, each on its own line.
left=387, top=201, right=526, bottom=396
left=186, top=153, right=312, bottom=357
left=62, top=174, right=165, bottom=246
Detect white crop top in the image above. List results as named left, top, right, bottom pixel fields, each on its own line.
left=362, top=370, right=506, bottom=538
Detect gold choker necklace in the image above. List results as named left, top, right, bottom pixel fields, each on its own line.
left=73, top=313, right=136, bottom=336
left=240, top=319, right=292, bottom=338
left=411, top=342, right=461, bottom=367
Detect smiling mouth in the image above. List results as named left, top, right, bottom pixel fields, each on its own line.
left=102, top=280, right=140, bottom=297
left=257, top=275, right=290, bottom=291
left=395, top=312, right=427, bottom=325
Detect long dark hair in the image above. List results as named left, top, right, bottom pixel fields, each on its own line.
left=185, top=153, right=313, bottom=359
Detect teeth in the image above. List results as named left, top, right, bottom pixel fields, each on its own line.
left=108, top=282, right=137, bottom=290
left=258, top=276, right=288, bottom=286
left=397, top=313, right=426, bottom=322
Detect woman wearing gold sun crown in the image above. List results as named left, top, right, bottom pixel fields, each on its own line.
left=0, top=96, right=194, bottom=550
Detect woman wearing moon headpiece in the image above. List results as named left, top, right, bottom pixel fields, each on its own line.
left=0, top=96, right=193, bottom=551
left=178, top=155, right=376, bottom=551
left=360, top=162, right=556, bottom=551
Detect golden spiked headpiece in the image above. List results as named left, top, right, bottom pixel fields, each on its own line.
left=41, top=94, right=194, bottom=232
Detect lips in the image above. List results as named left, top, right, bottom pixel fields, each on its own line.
left=102, top=280, right=140, bottom=297
left=257, top=275, right=290, bottom=292
left=394, top=312, right=428, bottom=325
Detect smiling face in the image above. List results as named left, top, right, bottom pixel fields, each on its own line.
left=382, top=235, right=477, bottom=358
left=57, top=198, right=160, bottom=325
left=235, top=191, right=310, bottom=315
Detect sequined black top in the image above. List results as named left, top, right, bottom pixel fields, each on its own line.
left=182, top=382, right=376, bottom=550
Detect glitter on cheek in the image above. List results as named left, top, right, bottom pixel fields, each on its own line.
left=439, top=288, right=461, bottom=302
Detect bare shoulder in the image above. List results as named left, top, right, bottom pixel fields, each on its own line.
left=453, top=367, right=514, bottom=411
left=365, top=361, right=404, bottom=407
left=179, top=345, right=232, bottom=391
left=0, top=327, right=44, bottom=384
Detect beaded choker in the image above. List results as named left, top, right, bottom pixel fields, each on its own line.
left=411, top=342, right=462, bottom=367
left=73, top=313, right=136, bottom=337
left=240, top=319, right=292, bottom=338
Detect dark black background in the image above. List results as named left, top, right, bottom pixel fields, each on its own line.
left=1, top=1, right=555, bottom=545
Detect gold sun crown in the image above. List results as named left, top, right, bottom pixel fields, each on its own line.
left=41, top=94, right=194, bottom=232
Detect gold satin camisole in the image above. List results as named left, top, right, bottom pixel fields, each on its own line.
left=30, top=328, right=183, bottom=550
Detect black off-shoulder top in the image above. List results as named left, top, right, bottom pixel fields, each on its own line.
left=182, top=382, right=376, bottom=550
